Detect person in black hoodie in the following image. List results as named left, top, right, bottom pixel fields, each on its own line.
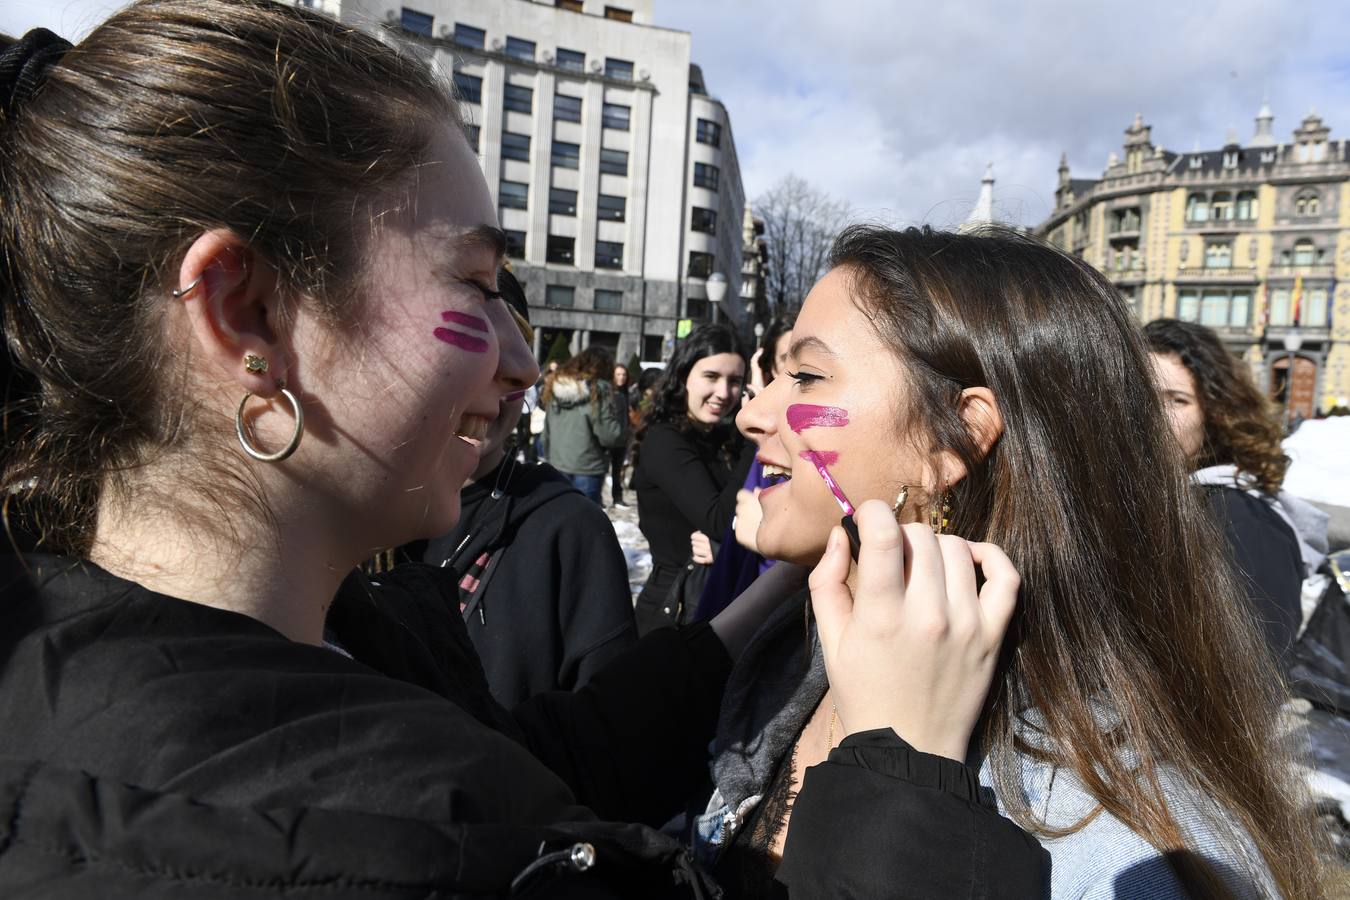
left=0, top=9, right=1045, bottom=898
left=405, top=270, right=638, bottom=706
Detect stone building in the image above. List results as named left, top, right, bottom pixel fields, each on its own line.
left=1038, top=108, right=1350, bottom=416
left=338, top=0, right=748, bottom=363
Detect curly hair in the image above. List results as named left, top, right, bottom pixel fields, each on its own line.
left=1143, top=318, right=1288, bottom=494
left=539, top=345, right=614, bottom=413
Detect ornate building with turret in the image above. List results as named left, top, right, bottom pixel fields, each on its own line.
left=1037, top=107, right=1350, bottom=416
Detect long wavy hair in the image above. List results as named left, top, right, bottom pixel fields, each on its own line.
left=831, top=225, right=1325, bottom=899
left=632, top=323, right=744, bottom=466
left=1143, top=318, right=1289, bottom=494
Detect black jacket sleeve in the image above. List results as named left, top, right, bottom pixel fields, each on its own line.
left=1206, top=488, right=1304, bottom=665
left=777, top=730, right=1047, bottom=899
left=641, top=427, right=754, bottom=538
left=511, top=622, right=732, bottom=828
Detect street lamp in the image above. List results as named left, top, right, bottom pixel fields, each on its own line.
left=706, top=272, right=727, bottom=323
left=1282, top=328, right=1304, bottom=431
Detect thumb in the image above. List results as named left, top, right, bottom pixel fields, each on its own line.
left=809, top=525, right=854, bottom=651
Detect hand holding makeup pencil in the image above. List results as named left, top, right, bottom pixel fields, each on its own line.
left=808, top=500, right=1020, bottom=763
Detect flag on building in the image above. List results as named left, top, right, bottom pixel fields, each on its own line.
left=1292, top=275, right=1304, bottom=326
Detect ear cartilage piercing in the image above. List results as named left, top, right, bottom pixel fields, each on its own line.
left=170, top=275, right=204, bottom=298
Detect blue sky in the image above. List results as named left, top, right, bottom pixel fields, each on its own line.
left=7, top=0, right=1349, bottom=227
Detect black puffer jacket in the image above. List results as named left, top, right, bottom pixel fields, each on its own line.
left=0, top=555, right=1045, bottom=898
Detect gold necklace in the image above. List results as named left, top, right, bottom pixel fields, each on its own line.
left=826, top=702, right=837, bottom=753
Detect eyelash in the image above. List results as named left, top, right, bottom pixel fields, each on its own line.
left=466, top=280, right=502, bottom=303
left=785, top=370, right=822, bottom=386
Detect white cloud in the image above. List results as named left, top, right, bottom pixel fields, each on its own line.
left=657, top=0, right=1350, bottom=226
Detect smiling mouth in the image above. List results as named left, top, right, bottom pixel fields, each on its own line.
left=762, top=462, right=792, bottom=486
left=453, top=415, right=493, bottom=446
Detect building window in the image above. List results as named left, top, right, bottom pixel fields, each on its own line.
left=595, top=241, right=624, bottom=270
left=1293, top=239, right=1316, bottom=266
left=555, top=0, right=583, bottom=10
left=551, top=140, right=580, bottom=170
left=1305, top=287, right=1329, bottom=327
left=1117, top=285, right=1139, bottom=316
left=602, top=102, right=630, bottom=131
left=1112, top=242, right=1138, bottom=271
left=1210, top=192, right=1233, bottom=221
left=554, top=93, right=582, bottom=123
left=599, top=148, right=628, bottom=175
left=503, top=83, right=533, bottom=114
left=505, top=37, right=535, bottom=61
left=556, top=48, right=585, bottom=72
left=1295, top=190, right=1321, bottom=217
left=502, top=131, right=531, bottom=161
left=605, top=58, right=634, bottom=81
left=504, top=229, right=526, bottom=259
left=453, top=23, right=485, bottom=49
left=400, top=7, right=433, bottom=36
left=1270, top=289, right=1291, bottom=325
left=499, top=180, right=528, bottom=210
left=1185, top=193, right=1207, bottom=223
left=691, top=207, right=717, bottom=234
left=549, top=187, right=577, bottom=216
left=453, top=72, right=482, bottom=104
left=1177, top=290, right=1199, bottom=322
left=686, top=296, right=708, bottom=320
left=688, top=251, right=714, bottom=278
left=598, top=194, right=626, bottom=221
left=694, top=162, right=720, bottom=191
left=1235, top=191, right=1258, bottom=221
left=1109, top=207, right=1140, bottom=233
left=696, top=118, right=721, bottom=147
left=546, top=235, right=575, bottom=265
left=545, top=284, right=575, bottom=307
left=604, top=5, right=634, bottom=21
left=1180, top=289, right=1249, bottom=328
left=594, top=289, right=623, bottom=311
left=642, top=334, right=663, bottom=361
left=1203, top=241, right=1232, bottom=269
left=467, top=124, right=480, bottom=151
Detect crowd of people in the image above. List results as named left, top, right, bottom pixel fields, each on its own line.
left=0, top=2, right=1343, bottom=897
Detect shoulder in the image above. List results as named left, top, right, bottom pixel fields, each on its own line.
left=1205, top=487, right=1298, bottom=546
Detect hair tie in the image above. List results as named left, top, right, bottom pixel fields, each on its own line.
left=0, top=28, right=73, bottom=120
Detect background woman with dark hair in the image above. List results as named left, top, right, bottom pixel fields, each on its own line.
left=1144, top=318, right=1328, bottom=666
left=706, top=226, right=1327, bottom=898
left=632, top=323, right=752, bottom=634
left=540, top=345, right=627, bottom=504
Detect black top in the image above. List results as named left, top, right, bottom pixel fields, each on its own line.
left=633, top=422, right=754, bottom=570
left=0, top=554, right=1045, bottom=898
left=1205, top=486, right=1304, bottom=668
left=415, top=459, right=638, bottom=706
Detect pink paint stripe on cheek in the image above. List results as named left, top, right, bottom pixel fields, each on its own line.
left=800, top=450, right=854, bottom=515
left=787, top=403, right=849, bottom=433
left=441, top=311, right=489, bottom=331
left=800, top=449, right=838, bottom=466
left=434, top=328, right=490, bottom=353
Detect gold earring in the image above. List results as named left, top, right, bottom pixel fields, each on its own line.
left=236, top=383, right=304, bottom=463
left=892, top=485, right=909, bottom=517
left=930, top=488, right=952, bottom=535
left=244, top=353, right=269, bottom=375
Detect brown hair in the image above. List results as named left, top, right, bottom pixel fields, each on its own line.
left=0, top=0, right=459, bottom=553
left=831, top=225, right=1325, bottom=899
left=540, top=345, right=615, bottom=413
left=1143, top=318, right=1289, bottom=494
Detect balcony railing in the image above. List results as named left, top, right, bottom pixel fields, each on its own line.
left=1174, top=266, right=1259, bottom=281
left=1267, top=264, right=1334, bottom=278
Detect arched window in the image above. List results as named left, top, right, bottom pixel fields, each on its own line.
left=1235, top=191, right=1258, bottom=221
left=1186, top=193, right=1208, bottom=222
left=1293, top=239, right=1316, bottom=266
left=1210, top=192, right=1233, bottom=221
left=1295, top=189, right=1320, bottom=217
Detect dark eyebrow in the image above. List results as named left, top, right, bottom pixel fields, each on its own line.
left=788, top=335, right=838, bottom=359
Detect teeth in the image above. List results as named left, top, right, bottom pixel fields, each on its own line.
left=454, top=416, right=491, bottom=441
left=762, top=464, right=792, bottom=479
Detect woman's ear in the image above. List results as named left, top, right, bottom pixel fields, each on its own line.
left=933, top=387, right=1004, bottom=488
left=174, top=229, right=286, bottom=397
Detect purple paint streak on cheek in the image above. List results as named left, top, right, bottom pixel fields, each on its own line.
left=504, top=390, right=527, bottom=402
left=787, top=403, right=849, bottom=433
left=434, top=328, right=490, bottom=353
left=441, top=310, right=489, bottom=331
left=801, top=450, right=854, bottom=515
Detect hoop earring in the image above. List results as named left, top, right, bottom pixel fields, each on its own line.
left=929, top=488, right=952, bottom=535
left=236, top=385, right=304, bottom=462
left=170, top=275, right=203, bottom=299
left=891, top=485, right=909, bottom=517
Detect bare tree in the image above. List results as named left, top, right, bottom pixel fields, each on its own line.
left=754, top=174, right=851, bottom=318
